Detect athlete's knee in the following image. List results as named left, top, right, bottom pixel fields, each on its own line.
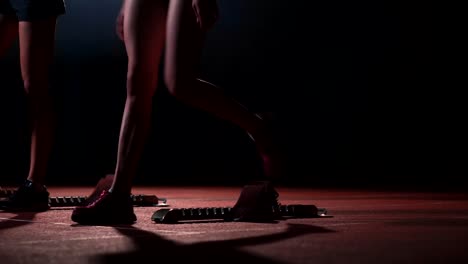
left=126, top=61, right=158, bottom=99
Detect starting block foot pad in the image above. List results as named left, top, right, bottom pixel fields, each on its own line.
left=151, top=205, right=329, bottom=224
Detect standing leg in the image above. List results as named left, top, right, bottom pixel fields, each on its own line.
left=71, top=0, right=168, bottom=225
left=19, top=18, right=58, bottom=187
left=0, top=13, right=59, bottom=211
left=164, top=0, right=282, bottom=181
left=110, top=0, right=168, bottom=195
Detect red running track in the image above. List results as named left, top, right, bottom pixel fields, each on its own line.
left=1, top=186, right=468, bottom=264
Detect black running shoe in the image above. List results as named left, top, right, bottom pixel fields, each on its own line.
left=231, top=181, right=280, bottom=222
left=0, top=180, right=50, bottom=212
left=71, top=190, right=137, bottom=225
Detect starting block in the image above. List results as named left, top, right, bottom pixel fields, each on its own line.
left=152, top=181, right=330, bottom=224
left=0, top=188, right=14, bottom=198
left=47, top=194, right=168, bottom=207
left=1, top=187, right=168, bottom=208
left=152, top=204, right=329, bottom=224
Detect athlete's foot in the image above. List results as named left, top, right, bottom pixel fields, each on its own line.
left=231, top=181, right=280, bottom=222
left=71, top=189, right=136, bottom=225
left=0, top=180, right=50, bottom=212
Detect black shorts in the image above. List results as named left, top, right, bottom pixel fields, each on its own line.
left=0, top=0, right=65, bottom=21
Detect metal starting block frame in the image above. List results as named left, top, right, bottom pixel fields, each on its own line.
left=46, top=195, right=168, bottom=207
left=0, top=187, right=168, bottom=208
left=152, top=204, right=329, bottom=224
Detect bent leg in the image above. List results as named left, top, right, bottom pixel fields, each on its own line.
left=164, top=0, right=281, bottom=180
left=165, top=0, right=264, bottom=136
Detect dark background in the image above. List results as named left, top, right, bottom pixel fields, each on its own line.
left=0, top=1, right=464, bottom=189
